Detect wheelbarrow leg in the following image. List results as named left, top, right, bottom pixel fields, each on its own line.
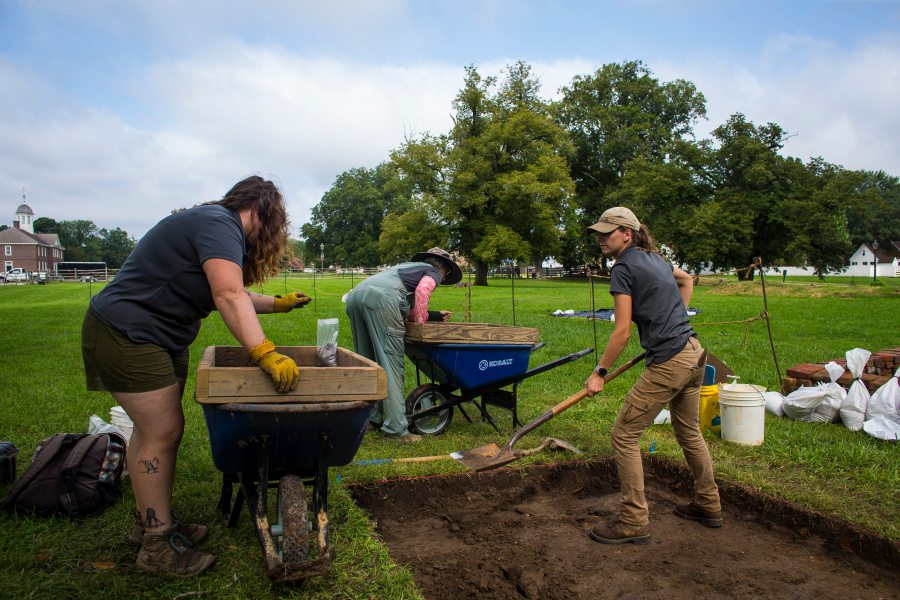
left=218, top=472, right=245, bottom=527
left=312, top=432, right=331, bottom=555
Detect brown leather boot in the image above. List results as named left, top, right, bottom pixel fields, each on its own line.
left=674, top=502, right=723, bottom=528
left=136, top=525, right=215, bottom=577
left=130, top=511, right=209, bottom=546
left=589, top=519, right=651, bottom=545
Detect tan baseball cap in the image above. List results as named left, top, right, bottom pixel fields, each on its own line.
left=587, top=207, right=641, bottom=234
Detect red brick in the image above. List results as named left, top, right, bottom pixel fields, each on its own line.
left=787, top=364, right=829, bottom=381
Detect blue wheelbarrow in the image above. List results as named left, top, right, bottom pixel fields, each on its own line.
left=196, top=345, right=386, bottom=582
left=404, top=341, right=592, bottom=435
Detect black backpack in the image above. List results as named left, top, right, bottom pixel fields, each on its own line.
left=3, top=433, right=126, bottom=517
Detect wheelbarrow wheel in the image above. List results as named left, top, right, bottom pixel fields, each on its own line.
left=276, top=475, right=309, bottom=562
left=406, top=384, right=453, bottom=435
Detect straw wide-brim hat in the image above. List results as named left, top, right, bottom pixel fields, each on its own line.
left=411, top=247, right=462, bottom=285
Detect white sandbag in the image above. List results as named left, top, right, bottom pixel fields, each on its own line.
left=863, top=367, right=900, bottom=441
left=862, top=417, right=900, bottom=441
left=783, top=386, right=827, bottom=421
left=840, top=348, right=871, bottom=431
left=764, top=391, right=785, bottom=417
left=817, top=361, right=847, bottom=423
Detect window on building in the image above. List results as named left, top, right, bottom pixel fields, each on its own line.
left=4, top=245, right=10, bottom=256
left=851, top=261, right=857, bottom=265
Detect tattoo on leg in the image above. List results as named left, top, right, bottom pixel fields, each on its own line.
left=138, top=456, right=160, bottom=474
left=144, top=508, right=165, bottom=529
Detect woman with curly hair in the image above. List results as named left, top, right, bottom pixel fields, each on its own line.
left=81, top=175, right=310, bottom=576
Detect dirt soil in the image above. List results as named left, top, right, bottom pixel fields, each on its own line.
left=352, top=457, right=899, bottom=600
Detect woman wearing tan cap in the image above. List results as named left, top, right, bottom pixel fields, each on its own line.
left=584, top=207, right=721, bottom=544
left=345, top=248, right=461, bottom=442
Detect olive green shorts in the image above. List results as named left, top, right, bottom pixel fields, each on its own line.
left=81, top=309, right=189, bottom=393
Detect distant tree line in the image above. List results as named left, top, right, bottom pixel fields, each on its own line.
left=33, top=217, right=136, bottom=269
left=300, top=60, right=899, bottom=284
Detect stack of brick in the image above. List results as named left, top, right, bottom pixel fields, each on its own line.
left=781, top=347, right=899, bottom=394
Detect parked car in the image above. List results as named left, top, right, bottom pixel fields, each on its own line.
left=79, top=274, right=97, bottom=283
left=35, top=272, right=48, bottom=284
left=5, top=268, right=30, bottom=283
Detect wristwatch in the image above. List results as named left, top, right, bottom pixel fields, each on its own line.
left=594, top=366, right=608, bottom=378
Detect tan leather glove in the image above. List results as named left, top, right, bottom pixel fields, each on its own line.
left=248, top=339, right=300, bottom=392
left=273, top=292, right=312, bottom=313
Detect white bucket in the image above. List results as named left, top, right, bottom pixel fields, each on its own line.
left=718, top=384, right=766, bottom=445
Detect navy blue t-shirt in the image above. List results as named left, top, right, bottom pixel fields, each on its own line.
left=609, top=246, right=695, bottom=364
left=90, top=204, right=245, bottom=351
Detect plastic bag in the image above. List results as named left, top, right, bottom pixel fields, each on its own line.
left=840, top=348, right=871, bottom=431
left=817, top=362, right=846, bottom=423
left=764, top=391, right=785, bottom=417
left=653, top=409, right=671, bottom=425
left=89, top=415, right=128, bottom=441
left=782, top=386, right=827, bottom=421
left=317, top=318, right=339, bottom=367
left=863, top=366, right=900, bottom=440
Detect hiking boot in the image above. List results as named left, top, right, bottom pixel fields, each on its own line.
left=589, top=519, right=650, bottom=545
left=136, top=525, right=215, bottom=577
left=366, top=421, right=383, bottom=433
left=674, top=502, right=723, bottom=528
left=130, top=511, right=209, bottom=546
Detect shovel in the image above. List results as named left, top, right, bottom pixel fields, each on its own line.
left=451, top=352, right=646, bottom=472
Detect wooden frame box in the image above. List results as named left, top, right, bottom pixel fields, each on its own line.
left=195, top=346, right=387, bottom=404
left=404, top=322, right=540, bottom=345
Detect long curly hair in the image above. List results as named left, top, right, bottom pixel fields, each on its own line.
left=211, top=176, right=290, bottom=286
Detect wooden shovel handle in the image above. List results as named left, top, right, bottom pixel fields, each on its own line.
left=550, top=351, right=647, bottom=416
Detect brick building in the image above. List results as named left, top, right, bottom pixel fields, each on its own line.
left=1, top=199, right=65, bottom=274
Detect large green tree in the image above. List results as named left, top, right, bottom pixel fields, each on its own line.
left=33, top=217, right=58, bottom=233
left=845, top=170, right=900, bottom=249
left=555, top=60, right=707, bottom=262
left=300, top=165, right=397, bottom=267
left=446, top=63, right=575, bottom=284
left=97, top=227, right=135, bottom=268
left=56, top=219, right=100, bottom=262
left=676, top=114, right=791, bottom=278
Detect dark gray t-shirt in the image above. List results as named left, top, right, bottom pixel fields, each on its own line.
left=609, top=246, right=695, bottom=365
left=90, top=204, right=245, bottom=351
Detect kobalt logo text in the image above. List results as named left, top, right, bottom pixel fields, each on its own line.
left=478, top=358, right=513, bottom=371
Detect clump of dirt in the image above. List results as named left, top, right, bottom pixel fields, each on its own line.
left=352, top=457, right=898, bottom=600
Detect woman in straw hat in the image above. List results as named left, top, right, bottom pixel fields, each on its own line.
left=584, top=207, right=721, bottom=545
left=345, top=248, right=461, bottom=442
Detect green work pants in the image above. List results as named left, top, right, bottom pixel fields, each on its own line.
left=345, top=269, right=410, bottom=436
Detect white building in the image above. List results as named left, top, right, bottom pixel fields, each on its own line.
left=846, top=242, right=899, bottom=278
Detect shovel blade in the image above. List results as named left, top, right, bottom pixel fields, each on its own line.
left=450, top=442, right=519, bottom=472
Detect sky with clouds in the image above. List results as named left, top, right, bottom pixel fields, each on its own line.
left=1, top=0, right=898, bottom=238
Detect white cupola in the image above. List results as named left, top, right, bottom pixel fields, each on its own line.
left=15, top=190, right=34, bottom=234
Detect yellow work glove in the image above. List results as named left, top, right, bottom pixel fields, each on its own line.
left=273, top=292, right=312, bottom=313
left=248, top=339, right=300, bottom=392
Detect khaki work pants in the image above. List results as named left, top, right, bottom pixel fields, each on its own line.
left=610, top=336, right=720, bottom=527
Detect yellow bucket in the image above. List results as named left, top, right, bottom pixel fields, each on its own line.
left=699, top=385, right=720, bottom=433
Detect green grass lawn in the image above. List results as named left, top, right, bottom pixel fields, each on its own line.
left=0, top=276, right=897, bottom=599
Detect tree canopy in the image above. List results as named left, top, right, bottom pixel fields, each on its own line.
left=298, top=60, right=897, bottom=282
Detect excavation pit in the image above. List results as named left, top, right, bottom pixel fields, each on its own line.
left=352, top=457, right=898, bottom=599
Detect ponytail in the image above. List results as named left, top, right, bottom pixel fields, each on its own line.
left=628, top=224, right=660, bottom=255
